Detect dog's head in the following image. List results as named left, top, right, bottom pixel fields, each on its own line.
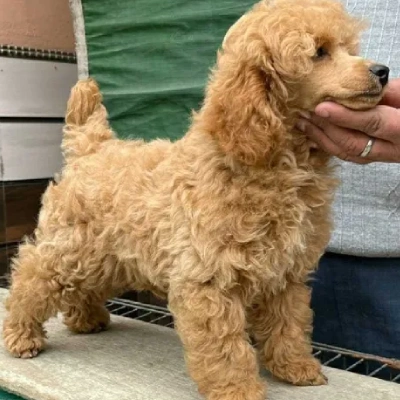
left=201, top=0, right=389, bottom=165
left=222, top=0, right=388, bottom=111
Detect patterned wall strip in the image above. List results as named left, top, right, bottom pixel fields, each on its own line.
left=0, top=45, right=76, bottom=64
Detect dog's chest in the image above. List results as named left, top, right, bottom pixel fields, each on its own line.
left=214, top=167, right=334, bottom=281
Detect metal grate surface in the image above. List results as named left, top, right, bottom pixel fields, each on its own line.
left=106, top=298, right=400, bottom=384
left=106, top=298, right=174, bottom=328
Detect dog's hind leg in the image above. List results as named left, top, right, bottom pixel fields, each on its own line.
left=3, top=242, right=61, bottom=358
left=62, top=297, right=110, bottom=334
left=61, top=280, right=112, bottom=334
left=60, top=255, right=117, bottom=334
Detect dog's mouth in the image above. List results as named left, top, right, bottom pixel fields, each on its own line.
left=354, top=90, right=383, bottom=98
left=326, top=89, right=383, bottom=100
left=325, top=89, right=385, bottom=110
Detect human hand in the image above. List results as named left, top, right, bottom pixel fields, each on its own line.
left=297, top=78, right=400, bottom=164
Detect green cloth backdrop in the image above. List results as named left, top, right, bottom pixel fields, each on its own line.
left=81, top=0, right=255, bottom=140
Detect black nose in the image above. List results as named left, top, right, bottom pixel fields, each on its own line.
left=369, top=64, right=390, bottom=87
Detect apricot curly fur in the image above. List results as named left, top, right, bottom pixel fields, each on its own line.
left=3, top=0, right=382, bottom=399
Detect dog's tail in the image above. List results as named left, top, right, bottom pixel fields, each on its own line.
left=63, top=78, right=114, bottom=162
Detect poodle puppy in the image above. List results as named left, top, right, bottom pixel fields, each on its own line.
left=3, top=0, right=388, bottom=399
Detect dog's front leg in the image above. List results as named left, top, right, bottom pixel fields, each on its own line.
left=249, top=281, right=327, bottom=386
left=169, top=282, right=266, bottom=400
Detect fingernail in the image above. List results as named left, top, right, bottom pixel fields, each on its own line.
left=315, top=108, right=330, bottom=118
left=296, top=120, right=306, bottom=132
left=309, top=141, right=319, bottom=149
left=299, top=111, right=311, bottom=119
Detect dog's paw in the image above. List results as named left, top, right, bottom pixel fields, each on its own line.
left=268, top=357, right=328, bottom=386
left=294, top=370, right=328, bottom=386
left=3, top=329, right=45, bottom=359
left=17, top=341, right=44, bottom=359
left=75, top=319, right=109, bottom=334
left=207, top=380, right=266, bottom=400
left=63, top=306, right=110, bottom=334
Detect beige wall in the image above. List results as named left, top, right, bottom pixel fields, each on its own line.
left=0, top=0, right=75, bottom=52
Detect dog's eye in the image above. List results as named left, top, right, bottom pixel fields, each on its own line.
left=315, top=46, right=329, bottom=59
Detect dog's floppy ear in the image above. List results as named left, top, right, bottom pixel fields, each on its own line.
left=202, top=11, right=315, bottom=165
left=200, top=55, right=288, bottom=166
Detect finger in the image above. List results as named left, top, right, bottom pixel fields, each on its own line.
left=297, top=118, right=338, bottom=152
left=300, top=116, right=374, bottom=157
left=361, top=140, right=400, bottom=163
left=297, top=118, right=370, bottom=163
left=314, top=103, right=400, bottom=142
left=298, top=118, right=400, bottom=163
left=381, top=78, right=400, bottom=108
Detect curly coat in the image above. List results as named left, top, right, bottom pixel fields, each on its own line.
left=3, top=1, right=385, bottom=399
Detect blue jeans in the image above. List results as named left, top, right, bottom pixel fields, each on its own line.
left=311, top=252, right=400, bottom=360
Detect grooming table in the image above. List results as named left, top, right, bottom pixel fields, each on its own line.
left=0, top=289, right=399, bottom=400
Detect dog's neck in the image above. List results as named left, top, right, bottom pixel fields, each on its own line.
left=191, top=59, right=324, bottom=169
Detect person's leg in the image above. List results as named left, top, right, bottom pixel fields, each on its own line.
left=312, top=252, right=400, bottom=359
left=310, top=253, right=346, bottom=348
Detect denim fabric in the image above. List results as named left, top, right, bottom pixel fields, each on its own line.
left=311, top=253, right=400, bottom=360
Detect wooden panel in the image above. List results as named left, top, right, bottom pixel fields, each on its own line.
left=0, top=246, right=8, bottom=278
left=0, top=0, right=75, bottom=52
left=0, top=244, right=18, bottom=279
left=0, top=122, right=63, bottom=181
left=1, top=180, right=48, bottom=245
left=0, top=58, right=77, bottom=117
